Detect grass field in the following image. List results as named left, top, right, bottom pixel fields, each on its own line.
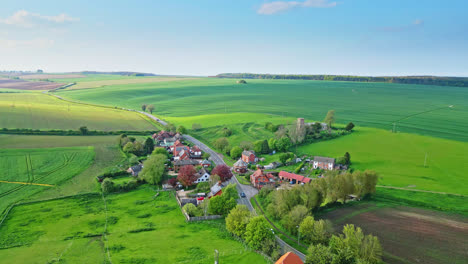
left=0, top=147, right=94, bottom=215
left=0, top=92, right=155, bottom=131
left=56, top=78, right=468, bottom=141
left=0, top=188, right=268, bottom=264
left=0, top=135, right=126, bottom=200
left=319, top=200, right=468, bottom=264
left=297, top=126, right=468, bottom=195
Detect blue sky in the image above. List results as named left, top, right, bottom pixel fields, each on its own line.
left=0, top=0, right=467, bottom=76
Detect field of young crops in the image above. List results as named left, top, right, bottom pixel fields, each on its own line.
left=0, top=188, right=267, bottom=264
left=0, top=92, right=155, bottom=131
left=56, top=78, right=468, bottom=141
left=0, top=147, right=94, bottom=215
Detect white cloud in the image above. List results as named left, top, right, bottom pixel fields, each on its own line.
left=258, top=0, right=337, bottom=15
left=0, top=10, right=79, bottom=28
left=0, top=38, right=55, bottom=48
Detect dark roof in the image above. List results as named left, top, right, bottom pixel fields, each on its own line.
left=131, top=164, right=143, bottom=173
left=174, top=159, right=199, bottom=166
left=314, top=156, right=335, bottom=164
left=234, top=159, right=248, bottom=167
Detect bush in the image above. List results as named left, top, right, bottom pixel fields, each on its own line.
left=230, top=146, right=243, bottom=159
left=294, top=162, right=304, bottom=174
left=183, top=203, right=200, bottom=217
left=222, top=127, right=232, bottom=137
left=101, top=178, right=115, bottom=193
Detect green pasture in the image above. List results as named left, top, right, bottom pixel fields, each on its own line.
left=0, top=188, right=268, bottom=264
left=0, top=92, right=155, bottom=131
left=297, top=127, right=468, bottom=195
left=0, top=147, right=94, bottom=215
left=56, top=78, right=468, bottom=141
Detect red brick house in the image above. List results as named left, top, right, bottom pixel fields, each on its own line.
left=242, top=150, right=258, bottom=164
left=275, top=252, right=303, bottom=264
left=250, top=169, right=275, bottom=189
left=278, top=171, right=311, bottom=184
left=233, top=158, right=248, bottom=173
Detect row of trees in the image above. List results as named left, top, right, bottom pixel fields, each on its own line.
left=305, top=224, right=382, bottom=264
left=226, top=205, right=281, bottom=260
left=141, top=104, right=155, bottom=114
left=260, top=170, right=378, bottom=234
left=177, top=164, right=233, bottom=188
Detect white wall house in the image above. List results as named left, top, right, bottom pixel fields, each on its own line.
left=195, top=171, right=210, bottom=183
left=312, top=156, right=335, bottom=170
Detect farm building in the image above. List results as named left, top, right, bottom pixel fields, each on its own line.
left=279, top=171, right=311, bottom=184
left=233, top=158, right=248, bottom=173
left=242, top=150, right=258, bottom=164
left=313, top=156, right=335, bottom=170
left=250, top=169, right=275, bottom=189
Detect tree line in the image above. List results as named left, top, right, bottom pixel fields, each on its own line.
left=216, top=73, right=468, bottom=87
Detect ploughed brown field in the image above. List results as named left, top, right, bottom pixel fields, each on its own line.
left=18, top=74, right=86, bottom=79
left=0, top=79, right=64, bottom=90
left=320, top=203, right=468, bottom=264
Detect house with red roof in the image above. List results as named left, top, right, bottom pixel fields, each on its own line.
left=242, top=150, right=258, bottom=164
left=250, top=169, right=275, bottom=189
left=190, top=145, right=202, bottom=158
left=275, top=252, right=303, bottom=264
left=279, top=171, right=311, bottom=184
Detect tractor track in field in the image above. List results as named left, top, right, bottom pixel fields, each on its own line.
left=0, top=153, right=76, bottom=198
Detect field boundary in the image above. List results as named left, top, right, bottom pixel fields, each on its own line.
left=0, top=180, right=55, bottom=187
left=377, top=185, right=466, bottom=197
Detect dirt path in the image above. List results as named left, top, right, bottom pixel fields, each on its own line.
left=0, top=180, right=55, bottom=187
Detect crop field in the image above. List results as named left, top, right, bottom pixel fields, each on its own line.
left=19, top=74, right=86, bottom=80
left=50, top=74, right=200, bottom=90
left=320, top=201, right=468, bottom=264
left=56, top=78, right=468, bottom=141
left=0, top=188, right=267, bottom=264
left=0, top=135, right=126, bottom=200
left=0, top=147, right=94, bottom=215
left=0, top=78, right=64, bottom=90
left=0, top=92, right=155, bottom=131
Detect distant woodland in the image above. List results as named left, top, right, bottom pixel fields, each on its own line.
left=216, top=73, right=468, bottom=87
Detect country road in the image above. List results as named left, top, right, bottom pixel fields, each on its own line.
left=46, top=91, right=306, bottom=261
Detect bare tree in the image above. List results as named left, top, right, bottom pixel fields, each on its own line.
left=288, top=119, right=306, bottom=153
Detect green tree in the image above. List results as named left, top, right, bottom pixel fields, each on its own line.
left=344, top=152, right=351, bottom=165
left=268, top=138, right=277, bottom=151
left=147, top=104, right=155, bottom=114
left=360, top=235, right=383, bottom=264
left=240, top=141, right=254, bottom=150
left=276, top=136, right=291, bottom=152
left=282, top=204, right=309, bottom=234
left=79, top=126, right=88, bottom=135
left=288, top=119, right=306, bottom=153
left=323, top=110, right=336, bottom=129
left=176, top=125, right=187, bottom=134
left=213, top=137, right=229, bottom=151
left=261, top=139, right=270, bottom=154
left=166, top=123, right=176, bottom=132
left=202, top=152, right=211, bottom=159
left=144, top=137, right=154, bottom=155
left=208, top=195, right=237, bottom=215
left=118, top=134, right=129, bottom=147
left=101, top=178, right=114, bottom=194
left=152, top=147, right=168, bottom=157
left=133, top=141, right=144, bottom=156
left=183, top=203, right=199, bottom=217
left=140, top=154, right=166, bottom=185
left=141, top=104, right=147, bottom=111
left=226, top=205, right=251, bottom=238
left=222, top=127, right=232, bottom=136
left=253, top=140, right=263, bottom=153
left=244, top=216, right=275, bottom=251
left=345, top=122, right=355, bottom=131
left=123, top=142, right=135, bottom=153
left=362, top=170, right=378, bottom=196
left=305, top=243, right=333, bottom=264
left=230, top=146, right=243, bottom=159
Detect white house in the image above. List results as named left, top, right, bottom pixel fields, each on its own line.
left=195, top=169, right=210, bottom=183
left=313, top=156, right=335, bottom=170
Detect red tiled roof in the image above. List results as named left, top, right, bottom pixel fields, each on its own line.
left=279, top=171, right=311, bottom=184
left=275, top=252, right=303, bottom=264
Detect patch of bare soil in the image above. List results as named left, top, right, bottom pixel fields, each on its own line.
left=0, top=79, right=64, bottom=90
left=322, top=204, right=468, bottom=264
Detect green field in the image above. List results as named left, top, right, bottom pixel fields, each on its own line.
left=0, top=92, right=155, bottom=131
left=0, top=188, right=267, bottom=264
left=56, top=78, right=468, bottom=141
left=0, top=135, right=127, bottom=200
left=0, top=147, right=94, bottom=215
